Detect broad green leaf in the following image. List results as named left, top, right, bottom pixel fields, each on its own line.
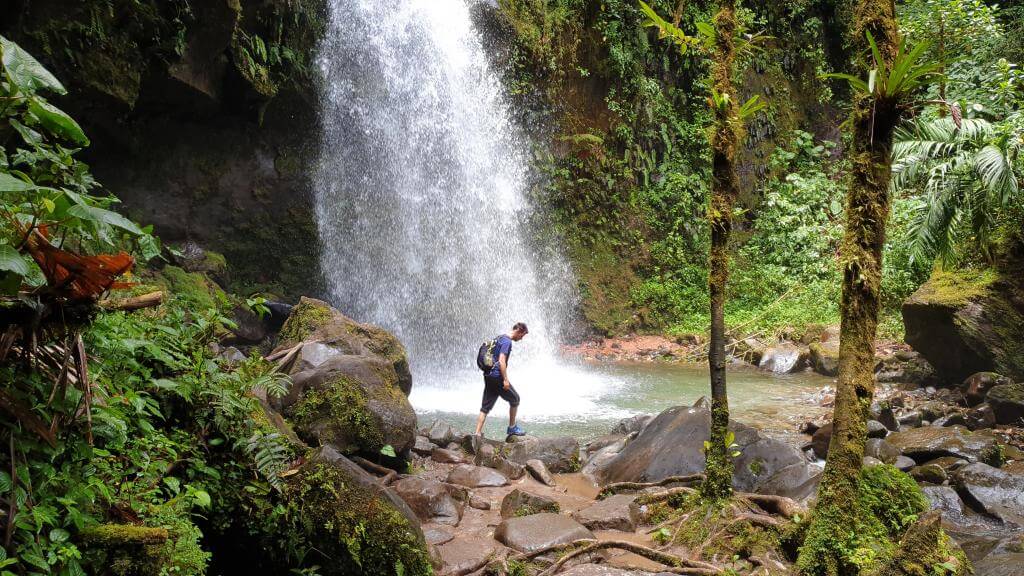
left=67, top=204, right=144, bottom=235
left=42, top=198, right=55, bottom=213
left=0, top=172, right=34, bottom=193
left=191, top=489, right=212, bottom=508
left=380, top=444, right=397, bottom=458
left=9, top=119, right=42, bottom=147
left=1, top=35, right=66, bottom=94
left=867, top=69, right=877, bottom=95
left=28, top=98, right=89, bottom=146
left=48, top=528, right=70, bottom=543
left=0, top=245, right=30, bottom=277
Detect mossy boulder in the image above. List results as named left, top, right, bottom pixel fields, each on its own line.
left=283, top=446, right=431, bottom=576
left=987, top=382, right=1024, bottom=425
left=872, top=511, right=970, bottom=576
left=276, top=297, right=412, bottom=395
left=281, top=356, right=416, bottom=456
left=153, top=265, right=228, bottom=311
left=903, top=259, right=1024, bottom=382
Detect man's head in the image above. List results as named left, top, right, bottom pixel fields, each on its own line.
left=511, top=322, right=529, bottom=341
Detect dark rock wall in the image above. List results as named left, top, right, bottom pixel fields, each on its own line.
left=2, top=0, right=328, bottom=297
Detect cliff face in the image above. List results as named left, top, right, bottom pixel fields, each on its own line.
left=2, top=0, right=327, bottom=296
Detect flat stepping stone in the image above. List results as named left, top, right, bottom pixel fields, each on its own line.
left=494, top=512, right=595, bottom=553
left=438, top=535, right=499, bottom=574
left=572, top=494, right=639, bottom=531
left=422, top=525, right=455, bottom=546
left=526, top=459, right=555, bottom=486
left=500, top=489, right=559, bottom=519
left=431, top=447, right=466, bottom=464
left=446, top=464, right=508, bottom=488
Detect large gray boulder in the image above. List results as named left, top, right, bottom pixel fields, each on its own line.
left=271, top=298, right=417, bottom=456
left=758, top=343, right=808, bottom=373
left=974, top=553, right=1024, bottom=576
left=953, top=463, right=1024, bottom=527
left=885, top=426, right=998, bottom=463
left=595, top=406, right=812, bottom=498
left=963, top=372, right=1013, bottom=407
left=494, top=513, right=595, bottom=553
left=500, top=489, right=559, bottom=519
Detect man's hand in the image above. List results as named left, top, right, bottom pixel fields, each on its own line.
left=503, top=379, right=511, bottom=391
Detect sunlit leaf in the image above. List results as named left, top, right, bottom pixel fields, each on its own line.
left=67, top=204, right=144, bottom=235
left=0, top=245, right=30, bottom=277
left=0, top=172, right=34, bottom=193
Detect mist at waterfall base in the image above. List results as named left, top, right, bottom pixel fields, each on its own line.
left=312, top=0, right=830, bottom=440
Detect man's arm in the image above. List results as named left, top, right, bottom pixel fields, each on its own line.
left=499, top=353, right=510, bottom=390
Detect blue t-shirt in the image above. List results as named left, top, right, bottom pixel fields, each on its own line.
left=487, top=335, right=512, bottom=378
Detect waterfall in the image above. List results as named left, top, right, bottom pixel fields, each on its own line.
left=313, top=0, right=627, bottom=421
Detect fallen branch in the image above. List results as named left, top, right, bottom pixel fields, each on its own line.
left=98, top=291, right=163, bottom=311
left=538, top=540, right=721, bottom=576
left=600, top=474, right=705, bottom=498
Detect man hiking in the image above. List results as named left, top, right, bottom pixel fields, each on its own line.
left=474, top=322, right=528, bottom=437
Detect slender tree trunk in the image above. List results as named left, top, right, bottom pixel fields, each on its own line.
left=700, top=0, right=740, bottom=502
left=797, top=1, right=902, bottom=574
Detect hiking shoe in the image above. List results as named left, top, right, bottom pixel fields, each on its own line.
left=507, top=425, right=526, bottom=436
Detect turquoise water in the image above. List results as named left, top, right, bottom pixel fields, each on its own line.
left=411, top=360, right=833, bottom=442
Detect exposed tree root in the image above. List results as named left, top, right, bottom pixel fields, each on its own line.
left=537, top=540, right=722, bottom=576
left=635, top=486, right=695, bottom=505
left=508, top=539, right=598, bottom=563
left=351, top=456, right=400, bottom=485
left=738, top=493, right=804, bottom=519
left=600, top=474, right=705, bottom=498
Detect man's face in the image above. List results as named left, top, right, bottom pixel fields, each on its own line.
left=511, top=328, right=527, bottom=341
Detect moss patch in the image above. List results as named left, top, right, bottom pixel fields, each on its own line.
left=291, top=376, right=385, bottom=454
left=154, top=266, right=228, bottom=311
left=277, top=298, right=333, bottom=346
left=79, top=525, right=171, bottom=576
left=911, top=268, right=998, bottom=308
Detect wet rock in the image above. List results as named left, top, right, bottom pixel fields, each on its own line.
left=898, top=410, right=924, bottom=428
left=974, top=553, right=1024, bottom=576
left=610, top=414, right=654, bottom=435
left=878, top=406, right=901, bottom=432
left=963, top=372, right=1013, bottom=407
left=811, top=423, right=833, bottom=459
left=966, top=404, right=997, bottom=430
left=934, top=413, right=968, bottom=427
left=895, top=455, right=916, bottom=471
left=438, top=535, right=499, bottom=575
left=910, top=464, right=948, bottom=485
left=809, top=340, right=839, bottom=377
left=469, top=495, right=490, bottom=510
left=865, top=438, right=900, bottom=464
left=919, top=401, right=951, bottom=422
left=430, top=447, right=466, bottom=465
left=412, top=436, right=435, bottom=456
left=422, top=525, right=454, bottom=546
left=758, top=343, right=808, bottom=374
left=492, top=457, right=526, bottom=480
left=219, top=346, right=246, bottom=364
left=424, top=420, right=458, bottom=446
left=586, top=433, right=627, bottom=456
left=953, top=462, right=1024, bottom=526
left=505, top=436, right=580, bottom=473
left=755, top=464, right=821, bottom=502
left=526, top=459, right=555, bottom=486
left=886, top=426, right=997, bottom=463
left=922, top=456, right=969, bottom=476
left=446, top=464, right=508, bottom=488
left=582, top=436, right=629, bottom=478
left=500, top=489, right=559, bottom=519
left=864, top=456, right=884, bottom=467
left=572, top=494, right=639, bottom=532
left=987, top=383, right=1024, bottom=425
left=867, top=420, right=888, bottom=438
left=493, top=513, right=595, bottom=553
left=391, top=477, right=465, bottom=526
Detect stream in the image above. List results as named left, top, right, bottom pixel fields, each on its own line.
left=411, top=358, right=833, bottom=443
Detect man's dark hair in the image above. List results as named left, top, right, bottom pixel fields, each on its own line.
left=512, top=322, right=528, bottom=333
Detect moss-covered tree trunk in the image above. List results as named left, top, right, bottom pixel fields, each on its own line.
left=700, top=0, right=741, bottom=502
left=797, top=1, right=902, bottom=574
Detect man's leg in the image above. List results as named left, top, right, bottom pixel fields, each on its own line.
left=508, top=404, right=517, bottom=428
left=474, top=411, right=487, bottom=435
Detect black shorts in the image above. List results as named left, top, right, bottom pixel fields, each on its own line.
left=480, top=375, right=520, bottom=414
